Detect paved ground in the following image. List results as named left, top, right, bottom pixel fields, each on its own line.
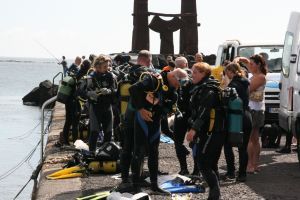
left=35, top=103, right=300, bottom=200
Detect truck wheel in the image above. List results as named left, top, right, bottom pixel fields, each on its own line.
left=296, top=118, right=300, bottom=166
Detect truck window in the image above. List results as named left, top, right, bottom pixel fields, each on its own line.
left=282, top=32, right=294, bottom=77
left=238, top=45, right=283, bottom=73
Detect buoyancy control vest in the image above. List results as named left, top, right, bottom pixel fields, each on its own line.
left=118, top=65, right=158, bottom=116
left=57, top=76, right=76, bottom=104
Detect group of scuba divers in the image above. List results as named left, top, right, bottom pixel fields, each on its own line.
left=57, top=50, right=268, bottom=200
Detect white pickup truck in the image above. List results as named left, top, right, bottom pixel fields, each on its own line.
left=215, top=40, right=283, bottom=125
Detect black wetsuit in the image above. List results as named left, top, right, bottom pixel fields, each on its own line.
left=129, top=72, right=177, bottom=186
left=62, top=84, right=80, bottom=144
left=224, top=76, right=252, bottom=178
left=189, top=77, right=225, bottom=200
left=62, top=64, right=91, bottom=145
left=174, top=78, right=193, bottom=174
left=84, top=71, right=117, bottom=151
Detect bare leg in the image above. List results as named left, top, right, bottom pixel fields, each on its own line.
left=247, top=135, right=255, bottom=172
left=251, top=128, right=261, bottom=171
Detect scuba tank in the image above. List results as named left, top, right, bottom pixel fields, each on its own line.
left=226, top=88, right=244, bottom=147
left=88, top=160, right=120, bottom=174
left=57, top=76, right=76, bottom=104
left=119, top=82, right=132, bottom=116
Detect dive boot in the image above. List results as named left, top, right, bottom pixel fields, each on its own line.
left=178, top=168, right=189, bottom=175
left=150, top=183, right=170, bottom=195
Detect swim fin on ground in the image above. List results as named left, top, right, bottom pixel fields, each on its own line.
left=46, top=165, right=85, bottom=180
left=160, top=176, right=205, bottom=193
left=76, top=191, right=110, bottom=200
left=47, top=172, right=83, bottom=180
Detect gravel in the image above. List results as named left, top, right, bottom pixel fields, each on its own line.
left=80, top=138, right=300, bottom=200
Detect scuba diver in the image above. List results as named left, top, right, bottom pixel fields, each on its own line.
left=223, top=62, right=252, bottom=182
left=174, top=79, right=194, bottom=175
left=129, top=68, right=188, bottom=194
left=186, top=62, right=225, bottom=200
left=81, top=55, right=117, bottom=152
left=172, top=56, right=197, bottom=176
left=67, top=56, right=82, bottom=76
left=118, top=50, right=155, bottom=191
left=57, top=59, right=91, bottom=147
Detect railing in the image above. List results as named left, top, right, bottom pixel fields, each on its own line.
left=52, top=72, right=63, bottom=85
left=40, top=96, right=57, bottom=160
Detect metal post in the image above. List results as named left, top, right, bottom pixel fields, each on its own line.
left=41, top=96, right=57, bottom=160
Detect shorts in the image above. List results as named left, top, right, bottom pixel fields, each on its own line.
left=250, top=110, right=265, bottom=128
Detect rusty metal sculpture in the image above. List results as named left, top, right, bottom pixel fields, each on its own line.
left=132, top=0, right=149, bottom=51
left=149, top=15, right=182, bottom=55
left=131, top=0, right=199, bottom=55
left=180, top=0, right=198, bottom=55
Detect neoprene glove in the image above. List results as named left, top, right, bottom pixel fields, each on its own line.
left=98, top=88, right=111, bottom=95
left=87, top=91, right=98, bottom=101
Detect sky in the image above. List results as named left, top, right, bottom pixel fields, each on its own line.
left=0, top=0, right=299, bottom=59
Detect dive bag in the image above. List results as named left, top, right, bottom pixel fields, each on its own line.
left=57, top=76, right=76, bottom=103
left=95, top=141, right=121, bottom=161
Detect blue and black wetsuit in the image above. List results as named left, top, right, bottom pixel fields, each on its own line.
left=119, top=65, right=157, bottom=183
left=129, top=72, right=177, bottom=187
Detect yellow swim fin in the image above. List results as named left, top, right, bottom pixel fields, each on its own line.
left=46, top=165, right=85, bottom=179
left=76, top=191, right=110, bottom=200
left=47, top=172, right=83, bottom=180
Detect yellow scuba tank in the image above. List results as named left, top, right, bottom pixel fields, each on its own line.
left=88, top=161, right=120, bottom=174
left=57, top=76, right=76, bottom=104
left=119, top=82, right=131, bottom=115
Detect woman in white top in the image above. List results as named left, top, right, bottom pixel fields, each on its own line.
left=238, top=55, right=267, bottom=173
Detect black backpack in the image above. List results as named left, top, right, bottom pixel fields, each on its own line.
left=95, top=142, right=121, bottom=161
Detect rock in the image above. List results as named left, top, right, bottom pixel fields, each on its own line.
left=22, top=80, right=58, bottom=107
left=22, top=87, right=40, bottom=106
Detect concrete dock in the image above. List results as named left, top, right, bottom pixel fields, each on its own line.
left=35, top=103, right=82, bottom=199
left=35, top=102, right=300, bottom=200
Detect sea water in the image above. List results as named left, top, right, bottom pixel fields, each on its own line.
left=0, top=57, right=62, bottom=199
